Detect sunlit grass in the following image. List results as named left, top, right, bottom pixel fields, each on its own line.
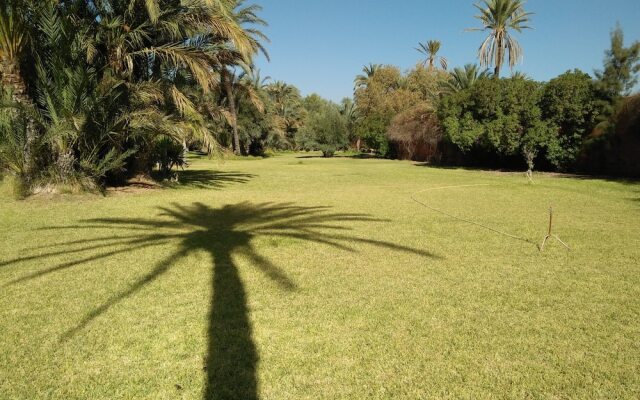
left=1, top=153, right=639, bottom=399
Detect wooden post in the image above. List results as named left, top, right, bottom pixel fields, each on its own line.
left=539, top=207, right=570, bottom=252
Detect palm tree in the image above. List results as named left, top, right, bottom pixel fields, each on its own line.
left=265, top=81, right=303, bottom=145
left=244, top=68, right=271, bottom=91
left=469, top=0, right=533, bottom=78
left=234, top=68, right=270, bottom=122
left=416, top=40, right=448, bottom=70
left=1, top=0, right=276, bottom=192
left=354, top=63, right=382, bottom=90
left=0, top=0, right=37, bottom=178
left=266, top=81, right=298, bottom=117
left=510, top=70, right=531, bottom=80
left=444, top=64, right=491, bottom=92
left=219, top=1, right=270, bottom=155
left=340, top=97, right=360, bottom=149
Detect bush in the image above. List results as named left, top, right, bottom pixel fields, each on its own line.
left=296, top=101, right=348, bottom=158
left=540, top=70, right=601, bottom=170
left=387, top=103, right=441, bottom=161
left=439, top=77, right=557, bottom=170
left=152, top=137, right=188, bottom=179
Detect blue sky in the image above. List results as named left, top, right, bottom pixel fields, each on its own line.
left=253, top=0, right=640, bottom=102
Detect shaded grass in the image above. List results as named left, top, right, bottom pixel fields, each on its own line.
left=0, top=152, right=639, bottom=399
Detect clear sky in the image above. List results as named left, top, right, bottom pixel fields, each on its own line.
left=253, top=0, right=640, bottom=102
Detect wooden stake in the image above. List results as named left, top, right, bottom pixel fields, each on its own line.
left=539, top=207, right=570, bottom=252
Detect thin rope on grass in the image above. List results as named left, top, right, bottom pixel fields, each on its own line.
left=410, top=184, right=538, bottom=246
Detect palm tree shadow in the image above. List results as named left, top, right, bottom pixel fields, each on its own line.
left=175, top=170, right=256, bottom=189
left=5, top=202, right=439, bottom=399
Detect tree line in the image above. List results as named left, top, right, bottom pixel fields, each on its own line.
left=1, top=0, right=639, bottom=199
left=352, top=0, right=640, bottom=177
left=0, top=0, right=274, bottom=197
left=0, top=0, right=363, bottom=197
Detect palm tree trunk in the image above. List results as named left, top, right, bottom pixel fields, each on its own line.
left=1, top=56, right=36, bottom=180
left=222, top=69, right=241, bottom=156
left=494, top=36, right=503, bottom=78
left=56, top=147, right=76, bottom=181
left=1, top=57, right=28, bottom=101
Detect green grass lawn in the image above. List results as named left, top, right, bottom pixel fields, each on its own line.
left=1, top=153, right=639, bottom=399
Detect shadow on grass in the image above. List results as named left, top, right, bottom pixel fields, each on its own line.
left=3, top=202, right=438, bottom=399
left=295, top=152, right=381, bottom=160
left=415, top=162, right=640, bottom=185
left=173, top=170, right=255, bottom=189
left=414, top=162, right=529, bottom=174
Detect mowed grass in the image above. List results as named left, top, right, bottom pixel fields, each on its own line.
left=1, top=153, right=639, bottom=399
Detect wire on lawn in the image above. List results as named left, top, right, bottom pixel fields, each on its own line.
left=410, top=184, right=538, bottom=247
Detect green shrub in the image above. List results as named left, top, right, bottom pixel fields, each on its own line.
left=296, top=101, right=348, bottom=158
left=438, top=77, right=557, bottom=170
left=540, top=70, right=601, bottom=170
left=152, top=137, right=188, bottom=178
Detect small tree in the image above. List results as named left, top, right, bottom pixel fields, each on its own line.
left=297, top=101, right=348, bottom=157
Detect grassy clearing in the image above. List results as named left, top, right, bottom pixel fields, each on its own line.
left=1, top=153, right=639, bottom=399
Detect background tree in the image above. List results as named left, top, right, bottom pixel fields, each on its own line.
left=580, top=25, right=640, bottom=177
left=444, top=64, right=491, bottom=93
left=354, top=63, right=382, bottom=90
left=387, top=103, right=441, bottom=161
left=594, top=24, right=640, bottom=111
left=469, top=0, right=533, bottom=78
left=540, top=70, right=600, bottom=170
left=340, top=97, right=360, bottom=149
left=296, top=98, right=348, bottom=157
left=354, top=64, right=448, bottom=156
left=416, top=40, right=448, bottom=70
left=265, top=81, right=304, bottom=147
left=354, top=65, right=412, bottom=155
left=439, top=77, right=556, bottom=170
left=219, top=1, right=270, bottom=155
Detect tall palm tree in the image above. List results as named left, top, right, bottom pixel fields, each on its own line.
left=219, top=1, right=270, bottom=155
left=265, top=81, right=303, bottom=145
left=469, top=0, right=532, bottom=78
left=354, top=63, right=382, bottom=90
left=444, top=64, right=491, bottom=93
left=416, top=40, right=448, bottom=70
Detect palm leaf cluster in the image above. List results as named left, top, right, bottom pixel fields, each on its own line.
left=444, top=64, right=491, bottom=93
left=416, top=40, right=448, bottom=70
left=0, top=0, right=269, bottom=193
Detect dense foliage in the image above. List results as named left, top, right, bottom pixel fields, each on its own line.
left=296, top=95, right=348, bottom=157
left=439, top=77, right=556, bottom=170
left=354, top=65, right=448, bottom=156
left=0, top=0, right=274, bottom=196
left=351, top=22, right=639, bottom=176
left=540, top=70, right=601, bottom=170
